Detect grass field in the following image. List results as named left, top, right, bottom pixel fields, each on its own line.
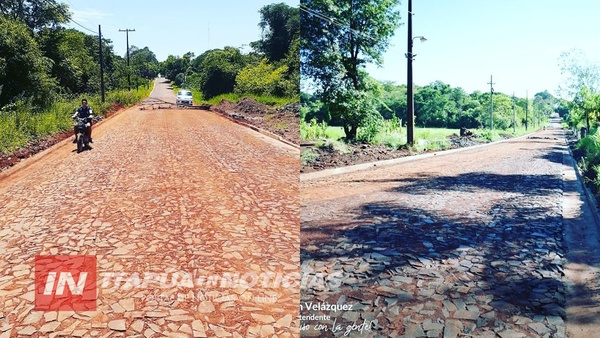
left=301, top=119, right=548, bottom=152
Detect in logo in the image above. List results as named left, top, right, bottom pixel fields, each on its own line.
left=35, top=255, right=97, bottom=311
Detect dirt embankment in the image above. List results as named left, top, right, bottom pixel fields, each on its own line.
left=301, top=134, right=489, bottom=173
left=211, top=97, right=300, bottom=146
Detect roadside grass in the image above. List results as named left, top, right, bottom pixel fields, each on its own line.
left=0, top=84, right=151, bottom=155
left=301, top=148, right=319, bottom=166
left=576, top=128, right=600, bottom=193
left=201, top=93, right=298, bottom=107
left=316, top=138, right=351, bottom=154
left=169, top=84, right=298, bottom=108
left=300, top=118, right=547, bottom=153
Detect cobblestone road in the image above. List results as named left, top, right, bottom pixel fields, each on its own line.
left=0, top=92, right=300, bottom=336
left=300, top=128, right=576, bottom=337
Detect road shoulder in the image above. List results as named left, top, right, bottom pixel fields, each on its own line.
left=562, top=130, right=600, bottom=337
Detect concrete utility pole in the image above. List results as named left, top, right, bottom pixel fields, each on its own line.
left=98, top=25, right=105, bottom=103
left=119, top=28, right=135, bottom=90
left=406, top=0, right=414, bottom=145
left=406, top=0, right=426, bottom=145
left=488, top=75, right=495, bottom=130
left=512, top=92, right=516, bottom=134
left=525, top=90, right=529, bottom=130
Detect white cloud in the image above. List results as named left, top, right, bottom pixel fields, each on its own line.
left=71, top=8, right=113, bottom=23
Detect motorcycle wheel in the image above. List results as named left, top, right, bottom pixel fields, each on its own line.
left=77, top=134, right=83, bottom=153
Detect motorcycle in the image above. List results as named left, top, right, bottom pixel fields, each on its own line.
left=74, top=115, right=93, bottom=153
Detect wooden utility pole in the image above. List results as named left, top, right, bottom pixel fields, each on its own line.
left=488, top=75, right=495, bottom=130
left=98, top=25, right=105, bottom=102
left=119, top=28, right=135, bottom=90
left=512, top=92, right=516, bottom=133
left=525, top=90, right=529, bottom=130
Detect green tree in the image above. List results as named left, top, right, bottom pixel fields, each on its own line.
left=0, top=16, right=55, bottom=107
left=414, top=81, right=457, bottom=128
left=558, top=49, right=600, bottom=99
left=235, top=59, right=288, bottom=96
left=37, top=28, right=99, bottom=94
left=378, top=82, right=406, bottom=121
left=301, top=0, right=401, bottom=140
left=252, top=3, right=300, bottom=63
left=570, top=86, right=600, bottom=130
left=279, top=36, right=300, bottom=97
left=0, top=0, right=70, bottom=31
left=195, top=47, right=245, bottom=99
left=130, top=46, right=159, bottom=80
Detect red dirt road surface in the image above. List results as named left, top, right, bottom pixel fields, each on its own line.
left=0, top=80, right=300, bottom=337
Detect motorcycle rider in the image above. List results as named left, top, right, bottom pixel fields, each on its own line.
left=72, top=98, right=93, bottom=143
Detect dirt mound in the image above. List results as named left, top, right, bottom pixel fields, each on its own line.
left=301, top=135, right=491, bottom=173
left=212, top=98, right=300, bottom=146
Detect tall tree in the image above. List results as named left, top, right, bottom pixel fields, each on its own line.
left=130, top=46, right=159, bottom=80
left=252, top=3, right=300, bottom=63
left=0, top=16, right=55, bottom=107
left=301, top=0, right=401, bottom=140
left=558, top=48, right=600, bottom=99
left=0, top=0, right=70, bottom=31
left=195, top=47, right=245, bottom=99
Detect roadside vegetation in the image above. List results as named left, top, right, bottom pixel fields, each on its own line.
left=160, top=3, right=299, bottom=107
left=554, top=49, right=600, bottom=198
left=0, top=0, right=159, bottom=155
left=1, top=1, right=297, bottom=158
left=0, top=85, right=151, bottom=154
left=300, top=0, right=559, bottom=168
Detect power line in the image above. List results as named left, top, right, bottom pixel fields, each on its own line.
left=70, top=18, right=97, bottom=35
left=40, top=0, right=97, bottom=35
left=64, top=0, right=98, bottom=34
left=299, top=4, right=379, bottom=43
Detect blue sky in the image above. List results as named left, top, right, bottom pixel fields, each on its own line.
left=62, top=0, right=299, bottom=62
left=365, top=0, right=600, bottom=99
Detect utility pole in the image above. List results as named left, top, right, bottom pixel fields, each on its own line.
left=119, top=28, right=135, bottom=90
left=512, top=92, right=516, bottom=134
left=98, top=25, right=105, bottom=103
left=406, top=0, right=414, bottom=145
left=525, top=90, right=529, bottom=130
left=488, top=75, right=495, bottom=130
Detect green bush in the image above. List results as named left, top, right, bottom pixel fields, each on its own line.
left=301, top=148, right=319, bottom=166
left=576, top=129, right=600, bottom=190
left=234, top=59, right=288, bottom=97
left=478, top=129, right=501, bottom=142
left=316, top=139, right=350, bottom=154
left=372, top=131, right=404, bottom=149
left=357, top=114, right=383, bottom=143
left=301, top=118, right=328, bottom=140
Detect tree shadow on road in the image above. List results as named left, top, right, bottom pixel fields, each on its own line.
left=301, top=170, right=572, bottom=334
left=349, top=172, right=561, bottom=196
